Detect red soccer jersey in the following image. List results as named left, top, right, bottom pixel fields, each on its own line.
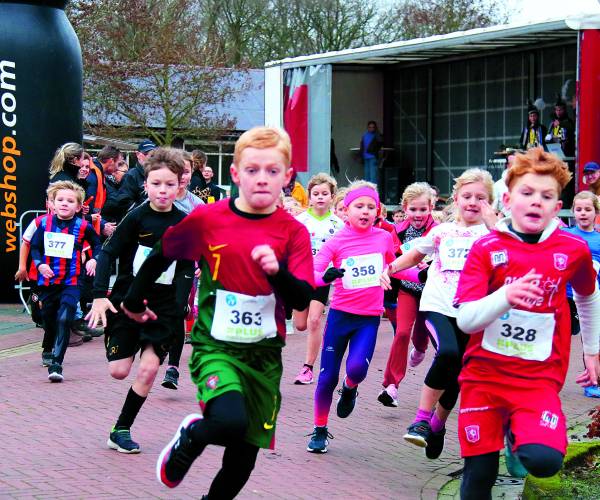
left=454, top=225, right=596, bottom=391
left=161, top=199, right=314, bottom=341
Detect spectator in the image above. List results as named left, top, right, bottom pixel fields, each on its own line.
left=359, top=120, right=383, bottom=184
left=545, top=95, right=575, bottom=157
left=283, top=169, right=308, bottom=208
left=583, top=161, right=600, bottom=195
left=189, top=149, right=207, bottom=195
left=102, top=139, right=156, bottom=222
left=105, top=159, right=129, bottom=201
left=200, top=166, right=224, bottom=202
left=520, top=101, right=547, bottom=150
left=492, top=153, right=516, bottom=217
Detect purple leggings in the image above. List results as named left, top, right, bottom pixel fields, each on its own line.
left=314, top=309, right=380, bottom=426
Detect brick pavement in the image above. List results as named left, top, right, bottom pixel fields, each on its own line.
left=0, top=304, right=597, bottom=499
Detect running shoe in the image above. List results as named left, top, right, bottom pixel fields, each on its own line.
left=162, top=367, right=180, bottom=390
left=41, top=352, right=53, bottom=367
left=336, top=381, right=358, bottom=418
left=377, top=384, right=398, bottom=407
left=306, top=426, right=332, bottom=453
left=48, top=363, right=64, bottom=382
left=409, top=348, right=426, bottom=368
left=156, top=414, right=203, bottom=488
left=584, top=385, right=600, bottom=398
left=504, top=431, right=528, bottom=478
left=425, top=427, right=446, bottom=459
left=108, top=427, right=141, bottom=454
left=403, top=420, right=431, bottom=447
left=294, top=365, right=314, bottom=385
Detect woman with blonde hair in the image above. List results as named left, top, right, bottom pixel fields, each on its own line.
left=49, top=142, right=85, bottom=184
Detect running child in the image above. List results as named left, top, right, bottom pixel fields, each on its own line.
left=306, top=181, right=396, bottom=453
left=29, top=181, right=101, bottom=381
left=453, top=148, right=600, bottom=498
left=382, top=169, right=496, bottom=459
left=86, top=147, right=193, bottom=454
left=564, top=192, right=600, bottom=397
left=293, top=173, right=344, bottom=385
left=378, top=182, right=437, bottom=407
left=333, top=188, right=348, bottom=220
left=119, top=127, right=314, bottom=497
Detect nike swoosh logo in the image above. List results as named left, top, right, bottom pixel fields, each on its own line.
left=208, top=244, right=228, bottom=251
left=184, top=274, right=193, bottom=278
left=139, top=232, right=153, bottom=237
left=263, top=422, right=274, bottom=430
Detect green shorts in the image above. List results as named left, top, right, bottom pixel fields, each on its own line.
left=189, top=334, right=284, bottom=449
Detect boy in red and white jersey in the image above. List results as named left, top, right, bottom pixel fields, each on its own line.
left=453, top=148, right=600, bottom=499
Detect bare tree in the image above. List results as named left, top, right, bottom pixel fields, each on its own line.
left=377, top=0, right=509, bottom=42
left=69, top=0, right=245, bottom=145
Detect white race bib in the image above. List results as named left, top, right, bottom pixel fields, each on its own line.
left=341, top=253, right=383, bottom=289
left=482, top=309, right=555, bottom=361
left=132, top=245, right=176, bottom=285
left=211, top=290, right=277, bottom=343
left=439, top=236, right=476, bottom=271
left=44, top=232, right=75, bottom=259
left=401, top=237, right=424, bottom=254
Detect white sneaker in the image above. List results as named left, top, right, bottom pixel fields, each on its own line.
left=377, top=384, right=398, bottom=407
left=285, top=318, right=295, bottom=335
left=409, top=348, right=426, bottom=368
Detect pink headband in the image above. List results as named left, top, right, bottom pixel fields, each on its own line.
left=344, top=187, right=380, bottom=208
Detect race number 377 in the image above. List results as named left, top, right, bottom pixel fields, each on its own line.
left=43, top=232, right=75, bottom=259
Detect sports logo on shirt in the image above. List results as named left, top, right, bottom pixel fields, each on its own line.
left=553, top=253, right=568, bottom=271
left=464, top=425, right=480, bottom=443
left=540, top=410, right=559, bottom=430
left=490, top=250, right=508, bottom=267
left=206, top=375, right=219, bottom=390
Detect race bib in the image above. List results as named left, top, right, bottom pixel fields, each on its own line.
left=44, top=232, right=75, bottom=259
left=211, top=290, right=277, bottom=343
left=132, top=245, right=176, bottom=285
left=341, top=253, right=383, bottom=289
left=400, top=237, right=424, bottom=254
left=482, top=309, right=555, bottom=361
left=439, top=236, right=476, bottom=271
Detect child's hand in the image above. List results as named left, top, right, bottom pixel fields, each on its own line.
left=504, top=269, right=543, bottom=308
left=120, top=300, right=157, bottom=323
left=251, top=245, right=279, bottom=276
left=81, top=204, right=90, bottom=215
left=38, top=264, right=54, bottom=279
left=322, top=267, right=345, bottom=284
left=86, top=298, right=117, bottom=329
left=14, top=267, right=28, bottom=282
left=380, top=268, right=392, bottom=290
left=576, top=354, right=600, bottom=387
left=480, top=200, right=498, bottom=229
left=86, top=258, right=97, bottom=276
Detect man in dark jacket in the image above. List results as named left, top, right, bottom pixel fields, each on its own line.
left=102, top=139, right=156, bottom=222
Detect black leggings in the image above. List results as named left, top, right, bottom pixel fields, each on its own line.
left=423, top=312, right=469, bottom=411
left=461, top=445, right=564, bottom=499
left=190, top=391, right=260, bottom=500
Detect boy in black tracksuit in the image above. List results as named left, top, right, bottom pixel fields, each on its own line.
left=88, top=147, right=193, bottom=454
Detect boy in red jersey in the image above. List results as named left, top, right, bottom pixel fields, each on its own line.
left=120, top=127, right=314, bottom=498
left=453, top=147, right=600, bottom=499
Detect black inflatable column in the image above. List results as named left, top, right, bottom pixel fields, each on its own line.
left=0, top=0, right=82, bottom=301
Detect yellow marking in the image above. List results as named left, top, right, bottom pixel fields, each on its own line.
left=263, top=395, right=278, bottom=430
left=263, top=422, right=274, bottom=430
left=138, top=232, right=153, bottom=237
left=208, top=244, right=228, bottom=251
left=0, top=341, right=40, bottom=360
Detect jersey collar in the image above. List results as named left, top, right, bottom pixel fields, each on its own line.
left=495, top=217, right=560, bottom=243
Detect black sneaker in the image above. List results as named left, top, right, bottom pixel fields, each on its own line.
left=41, top=352, right=53, bottom=367
left=306, top=426, right=333, bottom=453
left=72, top=318, right=103, bottom=338
left=47, top=363, right=64, bottom=382
left=108, top=427, right=141, bottom=454
left=336, top=382, right=358, bottom=418
left=425, top=427, right=446, bottom=459
left=156, top=414, right=203, bottom=488
left=403, top=420, right=431, bottom=448
left=162, top=367, right=180, bottom=390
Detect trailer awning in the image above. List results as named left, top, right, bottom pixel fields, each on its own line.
left=265, top=14, right=600, bottom=69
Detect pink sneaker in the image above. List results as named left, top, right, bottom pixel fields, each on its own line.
left=409, top=348, right=426, bottom=368
left=294, top=365, right=314, bottom=385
